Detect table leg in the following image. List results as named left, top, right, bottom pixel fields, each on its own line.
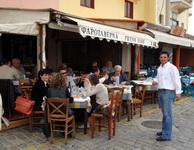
left=84, top=108, right=88, bottom=134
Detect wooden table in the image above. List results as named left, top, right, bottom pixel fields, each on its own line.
left=69, top=97, right=91, bottom=134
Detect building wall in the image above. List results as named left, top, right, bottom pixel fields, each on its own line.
left=59, top=0, right=156, bottom=22
left=0, top=0, right=190, bottom=31
left=0, top=0, right=59, bottom=10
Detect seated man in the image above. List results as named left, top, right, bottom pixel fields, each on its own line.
left=84, top=66, right=108, bottom=88
left=59, top=62, right=74, bottom=76
left=0, top=58, right=20, bottom=80
left=12, top=58, right=25, bottom=78
left=108, top=65, right=130, bottom=85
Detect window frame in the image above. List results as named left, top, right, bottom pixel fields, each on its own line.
left=124, top=0, right=133, bottom=19
left=80, top=0, right=94, bottom=9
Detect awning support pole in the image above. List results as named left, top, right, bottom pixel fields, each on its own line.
left=175, top=45, right=180, bottom=68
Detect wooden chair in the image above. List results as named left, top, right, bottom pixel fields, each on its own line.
left=127, top=84, right=146, bottom=121
left=19, top=78, right=45, bottom=130
left=29, top=110, right=46, bottom=130
left=47, top=98, right=75, bottom=144
left=98, top=72, right=107, bottom=78
left=144, top=91, right=156, bottom=104
left=18, top=78, right=36, bottom=99
left=107, top=87, right=124, bottom=122
left=124, top=71, right=130, bottom=79
left=91, top=92, right=119, bottom=140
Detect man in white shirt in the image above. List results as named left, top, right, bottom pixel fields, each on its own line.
left=152, top=51, right=181, bottom=141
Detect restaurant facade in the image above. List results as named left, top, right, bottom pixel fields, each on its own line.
left=0, top=8, right=159, bottom=129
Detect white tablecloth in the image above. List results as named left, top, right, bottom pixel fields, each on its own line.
left=131, top=80, right=152, bottom=85
left=73, top=96, right=90, bottom=102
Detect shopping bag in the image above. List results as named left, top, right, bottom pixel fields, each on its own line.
left=15, top=96, right=35, bottom=115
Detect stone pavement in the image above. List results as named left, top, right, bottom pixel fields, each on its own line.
left=0, top=96, right=194, bottom=150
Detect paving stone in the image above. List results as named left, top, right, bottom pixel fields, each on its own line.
left=1, top=96, right=194, bottom=149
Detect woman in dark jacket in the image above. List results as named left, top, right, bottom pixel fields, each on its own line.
left=47, top=73, right=74, bottom=116
left=31, top=69, right=50, bottom=110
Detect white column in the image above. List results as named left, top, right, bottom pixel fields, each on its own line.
left=122, top=43, right=131, bottom=73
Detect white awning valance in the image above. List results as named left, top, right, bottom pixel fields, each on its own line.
left=0, top=23, right=38, bottom=35
left=146, top=28, right=194, bottom=47
left=56, top=16, right=158, bottom=48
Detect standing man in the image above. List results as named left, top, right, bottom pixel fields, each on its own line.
left=152, top=51, right=182, bottom=141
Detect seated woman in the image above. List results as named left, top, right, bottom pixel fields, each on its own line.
left=31, top=69, right=50, bottom=110
left=102, top=61, right=114, bottom=73
left=47, top=73, right=74, bottom=116
left=84, top=74, right=109, bottom=114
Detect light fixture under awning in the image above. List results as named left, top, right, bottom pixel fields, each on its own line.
left=59, top=16, right=158, bottom=48
left=146, top=28, right=194, bottom=47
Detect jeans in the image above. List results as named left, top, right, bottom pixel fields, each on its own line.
left=158, top=90, right=174, bottom=140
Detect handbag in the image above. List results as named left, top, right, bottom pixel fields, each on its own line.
left=15, top=96, right=35, bottom=115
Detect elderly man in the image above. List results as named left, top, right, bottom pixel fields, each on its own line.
left=108, top=65, right=130, bottom=85
left=0, top=58, right=20, bottom=80
left=12, top=58, right=25, bottom=78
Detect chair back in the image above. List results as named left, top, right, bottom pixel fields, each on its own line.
left=108, top=87, right=124, bottom=103
left=124, top=71, right=130, bottom=78
left=109, top=92, right=119, bottom=119
left=47, top=98, right=69, bottom=120
left=181, top=76, right=190, bottom=86
left=134, top=84, right=146, bottom=102
left=99, top=73, right=107, bottom=78
left=19, top=78, right=36, bottom=99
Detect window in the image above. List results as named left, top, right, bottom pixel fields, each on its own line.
left=81, top=0, right=94, bottom=8
left=125, top=1, right=133, bottom=18
left=170, top=11, right=178, bottom=26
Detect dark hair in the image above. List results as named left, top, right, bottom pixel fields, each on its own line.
left=159, top=51, right=169, bottom=57
left=58, top=68, right=67, bottom=73
left=88, top=74, right=99, bottom=85
left=2, top=58, right=10, bottom=65
left=91, top=66, right=99, bottom=73
left=49, top=73, right=67, bottom=88
left=92, top=61, right=97, bottom=64
left=38, top=69, right=50, bottom=79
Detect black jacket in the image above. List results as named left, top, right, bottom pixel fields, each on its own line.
left=108, top=72, right=131, bottom=85
left=31, top=79, right=49, bottom=110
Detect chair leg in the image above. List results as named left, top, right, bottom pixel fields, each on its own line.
left=98, top=119, right=101, bottom=132
left=140, top=103, right=142, bottom=117
left=72, top=118, right=76, bottom=138
left=64, top=122, right=68, bottom=144
left=29, top=116, right=32, bottom=130
left=131, top=104, right=133, bottom=119
left=108, top=119, right=112, bottom=140
left=91, top=115, right=94, bottom=139
left=127, top=104, right=130, bottom=121
left=117, top=104, right=121, bottom=122
left=113, top=118, right=116, bottom=136
left=50, top=122, right=53, bottom=144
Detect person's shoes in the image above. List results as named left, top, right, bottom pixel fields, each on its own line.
left=156, top=136, right=171, bottom=141
left=156, top=132, right=162, bottom=136
left=78, top=123, right=90, bottom=129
